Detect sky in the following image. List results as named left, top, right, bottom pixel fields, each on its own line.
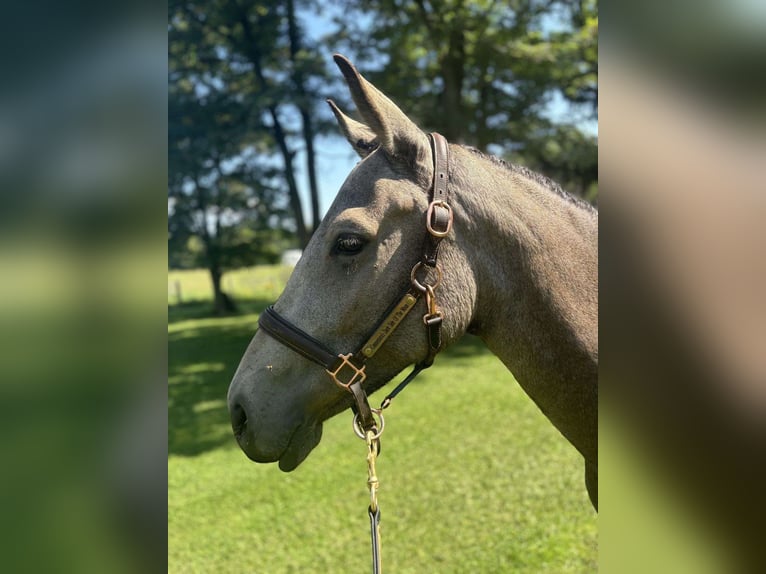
left=293, top=130, right=359, bottom=222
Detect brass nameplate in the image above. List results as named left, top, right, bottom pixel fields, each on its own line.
left=361, top=294, right=418, bottom=358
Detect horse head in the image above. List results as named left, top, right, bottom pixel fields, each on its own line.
left=227, top=55, right=475, bottom=471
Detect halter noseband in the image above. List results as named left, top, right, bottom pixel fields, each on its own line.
left=258, top=132, right=453, bottom=431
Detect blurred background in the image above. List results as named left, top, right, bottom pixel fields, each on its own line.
left=0, top=0, right=763, bottom=571
left=0, top=1, right=167, bottom=573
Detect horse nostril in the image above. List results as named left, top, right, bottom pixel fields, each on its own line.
left=230, top=402, right=248, bottom=440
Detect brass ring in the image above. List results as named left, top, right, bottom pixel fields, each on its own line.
left=410, top=261, right=442, bottom=293
left=353, top=409, right=385, bottom=440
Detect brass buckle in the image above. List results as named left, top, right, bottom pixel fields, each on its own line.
left=426, top=200, right=453, bottom=237
left=326, top=353, right=367, bottom=391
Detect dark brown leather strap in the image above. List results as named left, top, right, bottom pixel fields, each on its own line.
left=349, top=381, right=375, bottom=431
left=431, top=132, right=449, bottom=202
left=258, top=306, right=342, bottom=371
left=423, top=132, right=452, bottom=267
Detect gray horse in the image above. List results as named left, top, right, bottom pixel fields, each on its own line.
left=228, top=54, right=598, bottom=509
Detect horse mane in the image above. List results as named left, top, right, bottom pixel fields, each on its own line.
left=463, top=146, right=597, bottom=214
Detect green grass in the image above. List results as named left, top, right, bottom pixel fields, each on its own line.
left=169, top=267, right=597, bottom=573
left=168, top=265, right=291, bottom=305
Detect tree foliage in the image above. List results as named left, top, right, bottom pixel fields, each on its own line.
left=168, top=67, right=293, bottom=310
left=168, top=0, right=337, bottom=312
left=330, top=0, right=597, bottom=198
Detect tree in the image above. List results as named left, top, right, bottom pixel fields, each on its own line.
left=169, top=0, right=335, bottom=248
left=329, top=0, right=598, bottom=200
left=169, top=0, right=340, bottom=313
left=168, top=75, right=293, bottom=312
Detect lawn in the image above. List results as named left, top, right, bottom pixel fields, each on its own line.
left=168, top=267, right=597, bottom=573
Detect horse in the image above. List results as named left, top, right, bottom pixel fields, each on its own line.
left=227, top=54, right=598, bottom=510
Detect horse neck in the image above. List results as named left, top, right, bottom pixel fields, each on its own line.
left=450, top=147, right=598, bottom=460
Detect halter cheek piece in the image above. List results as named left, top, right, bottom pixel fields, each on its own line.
left=258, top=133, right=453, bottom=432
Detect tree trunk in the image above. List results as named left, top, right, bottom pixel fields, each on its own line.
left=238, top=8, right=310, bottom=247
left=286, top=0, right=321, bottom=235
left=267, top=107, right=310, bottom=247
left=475, top=47, right=491, bottom=151
left=300, top=109, right=321, bottom=235
left=440, top=27, right=466, bottom=142
left=209, top=264, right=236, bottom=315
left=193, top=178, right=236, bottom=315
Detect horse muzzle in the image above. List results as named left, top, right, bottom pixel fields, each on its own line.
left=228, top=383, right=322, bottom=471
left=228, top=399, right=278, bottom=463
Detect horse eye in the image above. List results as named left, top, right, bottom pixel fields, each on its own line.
left=334, top=234, right=366, bottom=255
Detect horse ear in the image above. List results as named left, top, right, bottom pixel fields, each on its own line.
left=326, top=99, right=378, bottom=158
left=333, top=54, right=432, bottom=184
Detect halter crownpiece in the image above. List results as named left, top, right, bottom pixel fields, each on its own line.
left=257, top=132, right=452, bottom=430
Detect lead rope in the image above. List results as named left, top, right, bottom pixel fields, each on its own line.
left=366, top=430, right=382, bottom=574
left=350, top=278, right=443, bottom=574
left=347, top=133, right=450, bottom=574
left=352, top=406, right=384, bottom=573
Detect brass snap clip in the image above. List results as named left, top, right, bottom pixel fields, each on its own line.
left=365, top=429, right=381, bottom=513
left=423, top=284, right=442, bottom=324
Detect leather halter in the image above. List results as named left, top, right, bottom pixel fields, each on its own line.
left=258, top=133, right=453, bottom=431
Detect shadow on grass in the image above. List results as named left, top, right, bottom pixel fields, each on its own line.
left=168, top=297, right=274, bottom=324
left=169, top=299, right=272, bottom=457
left=169, top=299, right=492, bottom=458
left=441, top=333, right=491, bottom=361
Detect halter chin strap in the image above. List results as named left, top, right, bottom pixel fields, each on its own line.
left=258, top=132, right=452, bottom=431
